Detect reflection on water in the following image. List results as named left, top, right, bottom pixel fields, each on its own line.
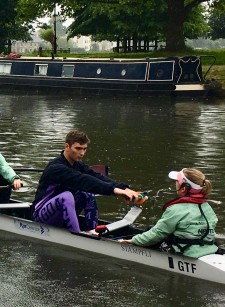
left=1, top=93, right=225, bottom=305
left=1, top=232, right=225, bottom=307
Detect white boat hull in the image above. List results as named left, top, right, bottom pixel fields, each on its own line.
left=0, top=213, right=225, bottom=284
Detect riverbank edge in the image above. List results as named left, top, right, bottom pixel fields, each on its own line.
left=203, top=64, right=225, bottom=97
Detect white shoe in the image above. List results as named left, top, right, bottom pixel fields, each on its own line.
left=85, top=229, right=99, bottom=236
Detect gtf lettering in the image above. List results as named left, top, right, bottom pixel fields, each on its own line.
left=178, top=261, right=197, bottom=274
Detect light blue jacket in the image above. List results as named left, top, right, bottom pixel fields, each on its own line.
left=0, top=153, right=19, bottom=183
left=131, top=202, right=218, bottom=258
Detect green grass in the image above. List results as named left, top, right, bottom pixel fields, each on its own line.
left=59, top=48, right=225, bottom=65
left=203, top=65, right=225, bottom=88
left=29, top=47, right=225, bottom=65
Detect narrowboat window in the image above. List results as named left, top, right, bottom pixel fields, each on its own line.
left=34, top=64, right=48, bottom=76
left=97, top=68, right=101, bottom=75
left=0, top=63, right=12, bottom=74
left=148, top=61, right=174, bottom=81
left=121, top=69, right=126, bottom=76
left=62, top=65, right=74, bottom=77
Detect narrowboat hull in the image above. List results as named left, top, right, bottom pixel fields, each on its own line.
left=0, top=56, right=214, bottom=97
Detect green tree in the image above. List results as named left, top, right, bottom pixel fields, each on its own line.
left=67, top=0, right=166, bottom=47
left=48, top=15, right=67, bottom=36
left=39, top=28, right=55, bottom=49
left=208, top=11, right=225, bottom=40
left=17, top=0, right=225, bottom=52
left=66, top=0, right=208, bottom=51
left=38, top=16, right=67, bottom=53
left=0, top=0, right=31, bottom=53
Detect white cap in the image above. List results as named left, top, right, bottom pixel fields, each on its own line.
left=168, top=168, right=203, bottom=192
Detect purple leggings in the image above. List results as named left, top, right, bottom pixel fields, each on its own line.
left=33, top=191, right=98, bottom=232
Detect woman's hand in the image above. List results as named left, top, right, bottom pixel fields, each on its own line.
left=13, top=179, right=22, bottom=190
left=119, top=239, right=132, bottom=243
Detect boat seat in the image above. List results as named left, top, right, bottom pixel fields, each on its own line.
left=91, top=165, right=108, bottom=176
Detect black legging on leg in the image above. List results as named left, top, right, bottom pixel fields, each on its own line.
left=0, top=175, right=12, bottom=203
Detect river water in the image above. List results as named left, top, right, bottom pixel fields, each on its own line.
left=1, top=92, right=225, bottom=306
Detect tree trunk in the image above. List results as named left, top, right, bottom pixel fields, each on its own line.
left=166, top=0, right=186, bottom=52
left=116, top=38, right=120, bottom=53
left=133, top=35, right=137, bottom=52
left=122, top=38, right=127, bottom=52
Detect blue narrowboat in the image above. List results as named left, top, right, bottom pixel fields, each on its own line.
left=0, top=55, right=216, bottom=96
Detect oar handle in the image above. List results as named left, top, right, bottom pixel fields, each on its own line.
left=135, top=192, right=148, bottom=205
left=0, top=184, right=12, bottom=190
left=0, top=183, right=23, bottom=190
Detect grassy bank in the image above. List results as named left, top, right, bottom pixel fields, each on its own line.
left=203, top=65, right=225, bottom=89
left=33, top=47, right=225, bottom=64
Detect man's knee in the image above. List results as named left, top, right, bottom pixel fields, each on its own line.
left=62, top=191, right=75, bottom=209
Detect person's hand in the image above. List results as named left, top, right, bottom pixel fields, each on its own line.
left=113, top=187, right=139, bottom=203
left=13, top=179, right=22, bottom=190
left=118, top=239, right=132, bottom=243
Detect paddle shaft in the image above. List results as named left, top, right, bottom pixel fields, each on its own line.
left=0, top=184, right=12, bottom=189
left=0, top=183, right=25, bottom=190
left=215, top=234, right=225, bottom=243
left=14, top=168, right=44, bottom=172
left=14, top=164, right=108, bottom=175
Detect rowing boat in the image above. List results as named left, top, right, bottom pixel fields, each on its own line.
left=0, top=201, right=225, bottom=285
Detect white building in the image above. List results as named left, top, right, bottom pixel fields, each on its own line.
left=73, top=36, right=113, bottom=51
left=11, top=34, right=42, bottom=54
left=73, top=36, right=92, bottom=51
left=11, top=34, right=113, bottom=54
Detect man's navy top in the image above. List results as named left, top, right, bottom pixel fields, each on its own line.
left=33, top=151, right=128, bottom=205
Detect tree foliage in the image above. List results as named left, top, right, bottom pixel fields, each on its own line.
left=67, top=0, right=209, bottom=51
left=38, top=17, right=67, bottom=51
left=16, top=0, right=225, bottom=52
left=208, top=12, right=225, bottom=40
left=67, top=0, right=167, bottom=43
left=39, top=28, right=55, bottom=48
left=0, top=0, right=31, bottom=53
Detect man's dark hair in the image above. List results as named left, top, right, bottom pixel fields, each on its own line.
left=65, top=130, right=90, bottom=146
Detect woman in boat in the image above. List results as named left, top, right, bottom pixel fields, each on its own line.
left=120, top=168, right=219, bottom=258
left=0, top=153, right=22, bottom=203
left=32, top=130, right=140, bottom=233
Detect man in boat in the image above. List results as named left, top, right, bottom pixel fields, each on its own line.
left=0, top=153, right=22, bottom=203
left=120, top=168, right=219, bottom=258
left=32, top=130, right=139, bottom=233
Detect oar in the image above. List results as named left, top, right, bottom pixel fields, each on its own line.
left=13, top=164, right=108, bottom=176
left=215, top=234, right=225, bottom=244
left=14, top=168, right=44, bottom=172
left=0, top=184, right=30, bottom=193
left=149, top=187, right=222, bottom=204
left=0, top=203, right=31, bottom=209
left=0, top=185, right=12, bottom=189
